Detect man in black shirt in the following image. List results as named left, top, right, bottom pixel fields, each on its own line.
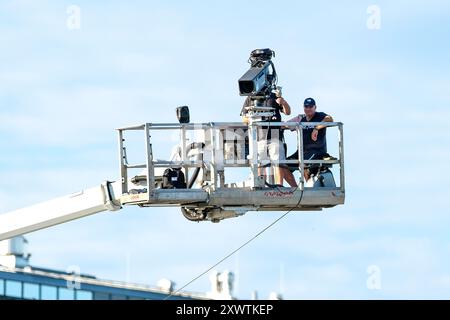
left=287, top=97, right=334, bottom=180
left=241, top=93, right=298, bottom=187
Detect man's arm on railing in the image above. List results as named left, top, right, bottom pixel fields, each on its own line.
left=312, top=116, right=334, bottom=141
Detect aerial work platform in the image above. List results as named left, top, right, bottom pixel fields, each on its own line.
left=117, top=121, right=345, bottom=222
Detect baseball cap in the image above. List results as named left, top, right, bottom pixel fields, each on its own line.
left=304, top=97, right=316, bottom=107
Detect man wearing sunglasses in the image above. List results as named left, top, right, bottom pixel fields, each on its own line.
left=285, top=97, right=334, bottom=180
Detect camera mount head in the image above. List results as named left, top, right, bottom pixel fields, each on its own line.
left=248, top=48, right=275, bottom=67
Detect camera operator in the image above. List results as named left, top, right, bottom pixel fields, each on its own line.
left=240, top=92, right=298, bottom=187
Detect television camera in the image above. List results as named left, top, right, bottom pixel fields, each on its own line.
left=238, top=48, right=281, bottom=121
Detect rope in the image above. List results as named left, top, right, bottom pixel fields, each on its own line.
left=164, top=185, right=304, bottom=300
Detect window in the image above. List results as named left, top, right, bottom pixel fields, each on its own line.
left=41, top=285, right=57, bottom=300
left=0, top=279, right=4, bottom=295
left=6, top=280, right=22, bottom=298
left=111, top=294, right=127, bottom=300
left=93, top=291, right=110, bottom=300
left=75, top=290, right=93, bottom=300
left=59, top=287, right=75, bottom=300
left=23, top=283, right=39, bottom=300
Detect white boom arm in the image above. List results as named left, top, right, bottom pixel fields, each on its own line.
left=0, top=181, right=122, bottom=241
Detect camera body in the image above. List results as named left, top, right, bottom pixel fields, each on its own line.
left=238, top=49, right=279, bottom=121
left=238, top=48, right=277, bottom=97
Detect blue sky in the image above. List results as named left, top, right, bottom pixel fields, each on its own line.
left=1, top=0, right=450, bottom=299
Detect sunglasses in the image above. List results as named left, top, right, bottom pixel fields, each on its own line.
left=304, top=105, right=315, bottom=109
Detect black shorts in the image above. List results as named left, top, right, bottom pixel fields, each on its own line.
left=286, top=150, right=330, bottom=172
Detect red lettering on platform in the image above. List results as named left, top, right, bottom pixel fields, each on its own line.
left=264, top=191, right=294, bottom=198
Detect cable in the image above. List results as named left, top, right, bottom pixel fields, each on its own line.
left=270, top=61, right=278, bottom=85
left=164, top=182, right=304, bottom=300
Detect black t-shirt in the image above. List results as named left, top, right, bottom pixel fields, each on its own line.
left=241, top=94, right=283, bottom=141
left=300, top=111, right=328, bottom=154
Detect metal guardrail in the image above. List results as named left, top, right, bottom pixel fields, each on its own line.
left=117, top=122, right=344, bottom=199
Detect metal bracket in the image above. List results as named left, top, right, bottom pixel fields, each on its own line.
left=101, top=181, right=122, bottom=211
